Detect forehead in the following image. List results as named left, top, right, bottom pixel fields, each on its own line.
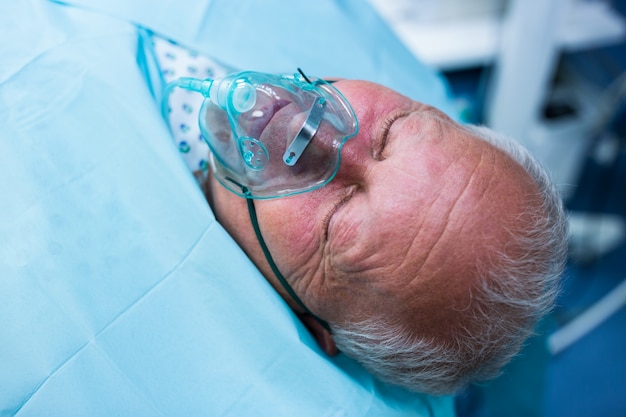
left=329, top=126, right=484, bottom=259
left=328, top=120, right=533, bottom=286
left=325, top=156, right=539, bottom=330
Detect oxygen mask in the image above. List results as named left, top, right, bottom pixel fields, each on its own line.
left=164, top=70, right=358, bottom=199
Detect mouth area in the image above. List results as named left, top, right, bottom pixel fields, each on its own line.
left=237, top=94, right=291, bottom=141
left=256, top=102, right=309, bottom=156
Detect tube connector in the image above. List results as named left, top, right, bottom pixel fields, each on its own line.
left=163, top=75, right=256, bottom=117
left=175, top=77, right=214, bottom=97
left=208, top=77, right=256, bottom=113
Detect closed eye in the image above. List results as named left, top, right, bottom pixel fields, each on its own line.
left=322, top=185, right=359, bottom=242
left=373, top=111, right=410, bottom=160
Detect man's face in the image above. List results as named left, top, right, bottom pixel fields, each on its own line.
left=208, top=80, right=539, bottom=334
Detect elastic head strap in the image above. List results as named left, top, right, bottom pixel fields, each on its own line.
left=226, top=178, right=332, bottom=333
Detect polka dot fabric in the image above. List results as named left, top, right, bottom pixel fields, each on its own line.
left=152, top=35, right=229, bottom=176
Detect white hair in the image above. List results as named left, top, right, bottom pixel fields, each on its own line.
left=330, top=124, right=568, bottom=395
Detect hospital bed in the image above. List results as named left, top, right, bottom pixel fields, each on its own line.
left=0, top=1, right=457, bottom=415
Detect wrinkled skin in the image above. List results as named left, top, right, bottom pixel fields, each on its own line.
left=206, top=80, right=542, bottom=353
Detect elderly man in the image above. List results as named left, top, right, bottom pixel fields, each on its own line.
left=150, top=24, right=567, bottom=397
left=197, top=76, right=568, bottom=395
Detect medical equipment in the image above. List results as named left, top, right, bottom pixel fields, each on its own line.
left=163, top=70, right=358, bottom=199
left=163, top=70, right=357, bottom=329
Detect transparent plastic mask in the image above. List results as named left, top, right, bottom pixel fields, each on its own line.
left=192, top=71, right=358, bottom=199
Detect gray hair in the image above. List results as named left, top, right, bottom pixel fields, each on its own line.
left=330, top=124, right=569, bottom=395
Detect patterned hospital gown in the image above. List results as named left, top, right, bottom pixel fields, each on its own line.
left=151, top=35, right=230, bottom=177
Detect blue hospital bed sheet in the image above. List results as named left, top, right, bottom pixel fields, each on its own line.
left=0, top=1, right=456, bottom=415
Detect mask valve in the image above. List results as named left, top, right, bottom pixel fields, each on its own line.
left=239, top=137, right=269, bottom=169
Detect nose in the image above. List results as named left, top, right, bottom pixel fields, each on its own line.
left=332, top=132, right=374, bottom=185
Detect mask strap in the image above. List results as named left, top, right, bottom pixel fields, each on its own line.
left=226, top=178, right=332, bottom=333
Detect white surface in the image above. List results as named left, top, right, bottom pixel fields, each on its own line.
left=486, top=0, right=566, bottom=145
left=370, top=0, right=626, bottom=70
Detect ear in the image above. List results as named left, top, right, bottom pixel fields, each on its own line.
left=299, top=313, right=338, bottom=356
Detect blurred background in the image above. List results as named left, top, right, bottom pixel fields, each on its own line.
left=368, top=0, right=626, bottom=416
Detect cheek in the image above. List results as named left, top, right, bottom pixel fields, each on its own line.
left=257, top=198, right=323, bottom=262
